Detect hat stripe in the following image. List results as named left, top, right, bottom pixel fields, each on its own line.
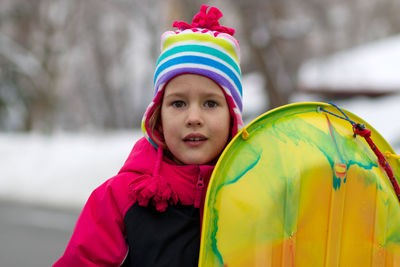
left=162, top=33, right=239, bottom=62
left=154, top=55, right=242, bottom=97
left=157, top=47, right=241, bottom=80
left=157, top=45, right=240, bottom=76
left=154, top=52, right=241, bottom=91
left=154, top=66, right=243, bottom=111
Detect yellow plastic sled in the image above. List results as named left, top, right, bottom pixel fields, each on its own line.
left=199, top=102, right=400, bottom=267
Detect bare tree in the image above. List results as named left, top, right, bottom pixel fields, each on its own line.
left=1, top=0, right=400, bottom=132
left=229, top=0, right=400, bottom=111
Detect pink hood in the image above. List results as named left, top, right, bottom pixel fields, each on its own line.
left=53, top=137, right=214, bottom=266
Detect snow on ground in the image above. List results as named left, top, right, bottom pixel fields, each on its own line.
left=1, top=95, right=399, bottom=209
left=0, top=131, right=142, bottom=208
left=297, top=34, right=400, bottom=92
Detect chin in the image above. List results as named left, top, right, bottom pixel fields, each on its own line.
left=183, top=160, right=207, bottom=165
left=181, top=156, right=218, bottom=165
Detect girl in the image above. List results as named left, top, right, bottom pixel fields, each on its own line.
left=53, top=5, right=243, bottom=266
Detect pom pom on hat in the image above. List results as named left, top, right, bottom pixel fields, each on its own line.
left=142, top=5, right=243, bottom=148
left=172, top=5, right=235, bottom=36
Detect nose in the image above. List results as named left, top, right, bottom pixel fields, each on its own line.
left=185, top=106, right=203, bottom=127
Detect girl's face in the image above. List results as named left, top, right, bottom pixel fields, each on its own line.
left=160, top=74, right=230, bottom=165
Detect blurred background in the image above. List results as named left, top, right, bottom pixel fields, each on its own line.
left=1, top=0, right=399, bottom=266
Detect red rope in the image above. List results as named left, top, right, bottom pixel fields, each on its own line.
left=353, top=124, right=400, bottom=201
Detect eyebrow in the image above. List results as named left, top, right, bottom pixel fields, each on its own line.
left=164, top=91, right=184, bottom=97
left=164, top=91, right=225, bottom=99
left=163, top=92, right=186, bottom=100
left=204, top=93, right=226, bottom=101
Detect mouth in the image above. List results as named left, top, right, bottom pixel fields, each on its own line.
left=183, top=133, right=207, bottom=145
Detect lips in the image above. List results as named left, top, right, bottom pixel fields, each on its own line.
left=183, top=133, right=207, bottom=145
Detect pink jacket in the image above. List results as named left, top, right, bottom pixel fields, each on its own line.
left=53, top=138, right=214, bottom=266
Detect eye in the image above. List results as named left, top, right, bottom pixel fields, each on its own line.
left=172, top=100, right=186, bottom=108
left=204, top=100, right=218, bottom=108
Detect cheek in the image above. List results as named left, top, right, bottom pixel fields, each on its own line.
left=160, top=103, right=170, bottom=130
left=160, top=109, right=176, bottom=143
left=214, top=110, right=231, bottom=143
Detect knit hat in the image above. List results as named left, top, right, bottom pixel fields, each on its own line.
left=142, top=5, right=243, bottom=148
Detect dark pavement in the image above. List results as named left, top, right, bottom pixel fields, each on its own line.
left=0, top=200, right=80, bottom=267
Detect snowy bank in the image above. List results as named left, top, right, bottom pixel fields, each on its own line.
left=298, top=34, right=400, bottom=94
left=0, top=131, right=141, bottom=208
left=1, top=96, right=399, bottom=209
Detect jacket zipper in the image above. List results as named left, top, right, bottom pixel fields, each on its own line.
left=194, top=174, right=204, bottom=208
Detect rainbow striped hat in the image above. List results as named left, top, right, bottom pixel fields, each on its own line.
left=142, top=5, right=243, bottom=147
